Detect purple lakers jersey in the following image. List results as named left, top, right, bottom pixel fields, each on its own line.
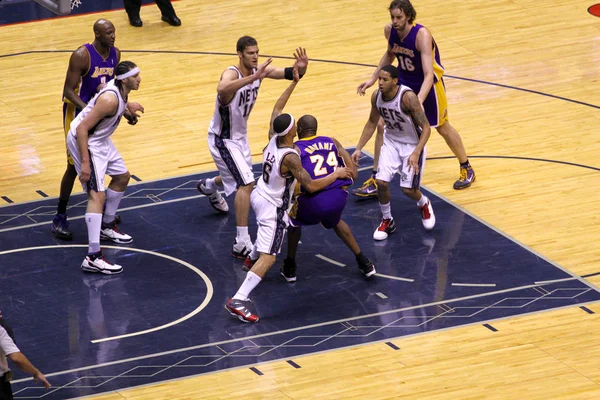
left=65, top=44, right=118, bottom=107
left=388, top=24, right=444, bottom=92
left=295, top=135, right=353, bottom=193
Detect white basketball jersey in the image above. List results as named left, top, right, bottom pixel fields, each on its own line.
left=69, top=80, right=127, bottom=145
left=376, top=85, right=421, bottom=144
left=208, top=66, right=260, bottom=141
left=255, top=135, right=298, bottom=209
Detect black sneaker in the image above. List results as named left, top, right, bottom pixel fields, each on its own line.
left=50, top=213, right=72, bottom=240
left=280, top=258, right=297, bottom=282
left=357, top=256, right=376, bottom=278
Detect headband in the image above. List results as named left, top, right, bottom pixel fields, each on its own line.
left=116, top=67, right=140, bottom=80
left=277, top=115, right=295, bottom=137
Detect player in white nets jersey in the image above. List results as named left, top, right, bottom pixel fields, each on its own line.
left=196, top=37, right=308, bottom=260
left=352, top=65, right=436, bottom=241
left=224, top=69, right=353, bottom=323
left=66, top=61, right=144, bottom=275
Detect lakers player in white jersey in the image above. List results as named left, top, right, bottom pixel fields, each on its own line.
left=352, top=65, right=435, bottom=240
left=67, top=61, right=144, bottom=275
left=197, top=37, right=308, bottom=259
left=224, top=69, right=353, bottom=323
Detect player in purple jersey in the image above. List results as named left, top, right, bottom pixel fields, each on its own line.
left=355, top=0, right=475, bottom=193
left=242, top=68, right=375, bottom=280
left=51, top=19, right=140, bottom=240
left=281, top=115, right=376, bottom=280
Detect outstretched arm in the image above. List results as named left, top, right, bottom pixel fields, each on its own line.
left=357, top=24, right=395, bottom=95
left=268, top=65, right=300, bottom=139
left=282, top=152, right=352, bottom=193
left=265, top=47, right=308, bottom=80
left=217, top=58, right=273, bottom=105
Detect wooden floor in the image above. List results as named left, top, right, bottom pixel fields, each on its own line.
left=2, top=0, right=600, bottom=398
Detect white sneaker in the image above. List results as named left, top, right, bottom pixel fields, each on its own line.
left=81, top=252, right=123, bottom=275
left=231, top=237, right=253, bottom=259
left=100, top=221, right=133, bottom=244
left=420, top=201, right=436, bottom=231
left=197, top=179, right=229, bottom=213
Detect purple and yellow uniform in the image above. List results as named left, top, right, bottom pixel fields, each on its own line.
left=288, top=135, right=353, bottom=229
left=388, top=23, right=448, bottom=127
left=62, top=43, right=118, bottom=163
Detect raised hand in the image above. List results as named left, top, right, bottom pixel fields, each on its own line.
left=293, top=47, right=308, bottom=69
left=254, top=58, right=273, bottom=80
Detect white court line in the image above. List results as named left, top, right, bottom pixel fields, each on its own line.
left=375, top=273, right=415, bottom=282
left=375, top=292, right=388, bottom=299
left=12, top=281, right=545, bottom=384
left=316, top=254, right=345, bottom=267
left=534, top=277, right=577, bottom=286
left=451, top=283, right=497, bottom=287
left=0, top=245, right=213, bottom=344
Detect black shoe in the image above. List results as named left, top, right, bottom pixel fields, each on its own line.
left=129, top=15, right=143, bottom=27
left=280, top=259, right=297, bottom=283
left=161, top=14, right=181, bottom=26
left=357, top=254, right=376, bottom=278
left=50, top=213, right=73, bottom=241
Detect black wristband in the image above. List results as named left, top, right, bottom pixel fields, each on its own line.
left=284, top=67, right=294, bottom=80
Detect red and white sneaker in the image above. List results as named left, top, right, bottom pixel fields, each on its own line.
left=81, top=252, right=123, bottom=275
left=420, top=201, right=436, bottom=231
left=232, top=238, right=253, bottom=259
left=224, top=298, right=259, bottom=323
left=373, top=218, right=396, bottom=241
left=100, top=221, right=133, bottom=244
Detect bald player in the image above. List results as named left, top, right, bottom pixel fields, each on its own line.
left=51, top=19, right=125, bottom=240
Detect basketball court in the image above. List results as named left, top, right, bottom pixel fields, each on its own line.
left=1, top=0, right=599, bottom=399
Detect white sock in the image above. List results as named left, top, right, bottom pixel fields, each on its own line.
left=102, top=189, right=124, bottom=224
left=416, top=195, right=428, bottom=208
left=86, top=213, right=102, bottom=254
left=205, top=177, right=218, bottom=192
left=380, top=202, right=392, bottom=219
left=236, top=226, right=249, bottom=241
left=232, top=271, right=262, bottom=301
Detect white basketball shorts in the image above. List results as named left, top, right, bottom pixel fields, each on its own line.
left=376, top=136, right=426, bottom=189
left=208, top=132, right=255, bottom=196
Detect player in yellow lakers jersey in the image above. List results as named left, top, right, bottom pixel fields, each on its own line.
left=51, top=19, right=121, bottom=240
left=355, top=0, right=475, bottom=193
